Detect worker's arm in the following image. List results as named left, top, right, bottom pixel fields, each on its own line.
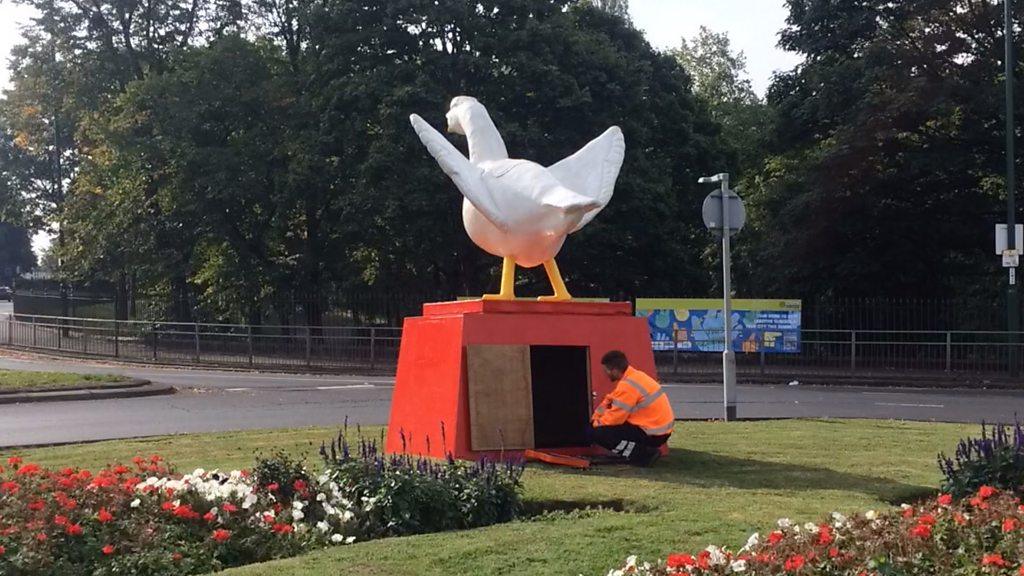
left=591, top=383, right=639, bottom=427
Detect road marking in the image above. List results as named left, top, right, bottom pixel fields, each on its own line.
left=315, top=384, right=375, bottom=390
left=875, top=402, right=945, bottom=408
left=661, top=384, right=719, bottom=389
left=225, top=387, right=251, bottom=392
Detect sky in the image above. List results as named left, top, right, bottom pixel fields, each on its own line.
left=0, top=0, right=802, bottom=256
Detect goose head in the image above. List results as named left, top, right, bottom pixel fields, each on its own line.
left=446, top=96, right=479, bottom=135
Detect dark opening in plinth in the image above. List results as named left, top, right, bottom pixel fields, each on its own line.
left=530, top=345, right=591, bottom=448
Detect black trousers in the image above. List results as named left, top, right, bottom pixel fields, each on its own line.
left=588, top=423, right=670, bottom=464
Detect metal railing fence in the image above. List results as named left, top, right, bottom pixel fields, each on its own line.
left=3, top=314, right=1024, bottom=382
left=1, top=314, right=401, bottom=371
left=653, top=329, right=1024, bottom=379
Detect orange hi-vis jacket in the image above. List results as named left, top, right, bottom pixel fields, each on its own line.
left=591, top=366, right=675, bottom=436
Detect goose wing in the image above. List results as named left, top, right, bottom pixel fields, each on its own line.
left=409, top=114, right=511, bottom=232
left=547, top=126, right=625, bottom=232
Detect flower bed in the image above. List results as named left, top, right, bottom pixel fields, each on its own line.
left=608, top=486, right=1024, bottom=575
left=0, top=434, right=523, bottom=575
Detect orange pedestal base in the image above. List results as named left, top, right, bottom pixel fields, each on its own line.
left=384, top=299, right=658, bottom=460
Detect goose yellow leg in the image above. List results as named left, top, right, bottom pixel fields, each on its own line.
left=538, top=259, right=572, bottom=302
left=482, top=256, right=516, bottom=301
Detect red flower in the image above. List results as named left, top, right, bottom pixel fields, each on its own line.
left=7, top=456, right=22, bottom=466
left=15, top=463, right=41, bottom=476
left=161, top=501, right=175, bottom=511
left=768, top=530, right=785, bottom=545
left=828, top=547, right=840, bottom=559
left=53, top=515, right=69, bottom=526
left=35, top=533, right=47, bottom=542
left=1, top=481, right=20, bottom=494
left=695, top=550, right=711, bottom=569
left=937, top=494, right=953, bottom=506
left=172, top=552, right=183, bottom=562
left=978, top=485, right=997, bottom=499
left=172, top=504, right=200, bottom=520
left=969, top=497, right=989, bottom=510
left=666, top=554, right=696, bottom=568
left=61, top=498, right=78, bottom=511
left=917, top=513, right=936, bottom=526
left=28, top=500, right=46, bottom=511
left=112, top=465, right=130, bottom=475
left=910, top=523, right=932, bottom=539
left=65, top=523, right=83, bottom=536
left=1002, top=518, right=1020, bottom=532
left=272, top=523, right=294, bottom=535
left=954, top=513, right=968, bottom=525
left=293, top=479, right=307, bottom=492
left=0, top=545, right=5, bottom=556
left=265, top=482, right=279, bottom=492
left=97, top=508, right=114, bottom=523
left=101, top=544, right=115, bottom=556
left=211, top=529, right=231, bottom=543
left=263, top=513, right=275, bottom=524
left=981, top=553, right=1008, bottom=567
left=222, top=503, right=238, bottom=513
left=817, top=525, right=834, bottom=546
left=784, top=554, right=806, bottom=572
left=203, top=511, right=216, bottom=522
left=901, top=506, right=915, bottom=518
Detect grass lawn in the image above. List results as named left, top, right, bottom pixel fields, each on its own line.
left=0, top=368, right=127, bottom=392
left=9, top=419, right=974, bottom=576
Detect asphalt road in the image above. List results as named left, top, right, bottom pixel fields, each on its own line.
left=0, top=351, right=1023, bottom=447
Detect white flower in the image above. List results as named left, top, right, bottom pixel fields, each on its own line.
left=741, top=532, right=759, bottom=551
left=293, top=501, right=304, bottom=511
left=705, top=546, right=727, bottom=566
left=865, top=510, right=878, bottom=520
left=624, top=555, right=638, bottom=570
left=317, top=493, right=327, bottom=502
left=345, top=536, right=356, bottom=544
left=803, top=522, right=819, bottom=533
left=777, top=518, right=792, bottom=528
left=316, top=521, right=331, bottom=534
left=730, top=559, right=748, bottom=573
left=606, top=571, right=624, bottom=576
left=242, top=493, right=258, bottom=510
left=293, top=510, right=305, bottom=521
left=831, top=512, right=848, bottom=527
left=130, top=498, right=141, bottom=508
left=330, top=534, right=345, bottom=544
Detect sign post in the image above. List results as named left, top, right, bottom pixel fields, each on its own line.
left=700, top=173, right=745, bottom=422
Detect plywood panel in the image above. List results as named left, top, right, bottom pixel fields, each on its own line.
left=466, top=345, right=534, bottom=451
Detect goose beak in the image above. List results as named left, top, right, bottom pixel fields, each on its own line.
left=446, top=109, right=465, bottom=135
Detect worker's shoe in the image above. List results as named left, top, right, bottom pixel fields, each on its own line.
left=634, top=449, right=662, bottom=468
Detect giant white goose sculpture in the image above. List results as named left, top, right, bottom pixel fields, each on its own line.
left=410, top=96, right=625, bottom=301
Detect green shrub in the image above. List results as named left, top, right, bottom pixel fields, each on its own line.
left=319, top=430, right=524, bottom=538
left=938, top=419, right=1024, bottom=498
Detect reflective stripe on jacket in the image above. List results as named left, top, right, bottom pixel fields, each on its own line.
left=591, top=366, right=674, bottom=436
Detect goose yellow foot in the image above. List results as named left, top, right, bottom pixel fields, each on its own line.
left=538, top=259, right=572, bottom=302
left=482, top=256, right=517, bottom=301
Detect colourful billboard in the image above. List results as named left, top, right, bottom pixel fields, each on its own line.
left=635, top=298, right=802, bottom=354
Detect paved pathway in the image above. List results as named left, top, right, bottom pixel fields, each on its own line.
left=0, top=351, right=1021, bottom=447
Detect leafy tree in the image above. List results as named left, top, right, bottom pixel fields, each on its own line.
left=674, top=26, right=771, bottom=177
left=738, top=0, right=1022, bottom=302
left=583, top=0, right=629, bottom=19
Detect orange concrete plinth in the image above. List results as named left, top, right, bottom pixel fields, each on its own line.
left=384, top=299, right=658, bottom=460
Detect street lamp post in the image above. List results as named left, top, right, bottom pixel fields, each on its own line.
left=1005, top=0, right=1019, bottom=376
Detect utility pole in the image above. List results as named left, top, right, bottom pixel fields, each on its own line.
left=1006, top=0, right=1019, bottom=376
left=700, top=173, right=743, bottom=421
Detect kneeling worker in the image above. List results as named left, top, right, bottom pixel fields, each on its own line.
left=589, top=350, right=674, bottom=466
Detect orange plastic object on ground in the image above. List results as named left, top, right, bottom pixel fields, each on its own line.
left=384, top=299, right=660, bottom=461
left=524, top=449, right=591, bottom=469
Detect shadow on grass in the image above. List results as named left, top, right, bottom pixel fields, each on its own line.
left=589, top=449, right=935, bottom=505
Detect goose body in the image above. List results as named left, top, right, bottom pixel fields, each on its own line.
left=410, top=96, right=625, bottom=299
